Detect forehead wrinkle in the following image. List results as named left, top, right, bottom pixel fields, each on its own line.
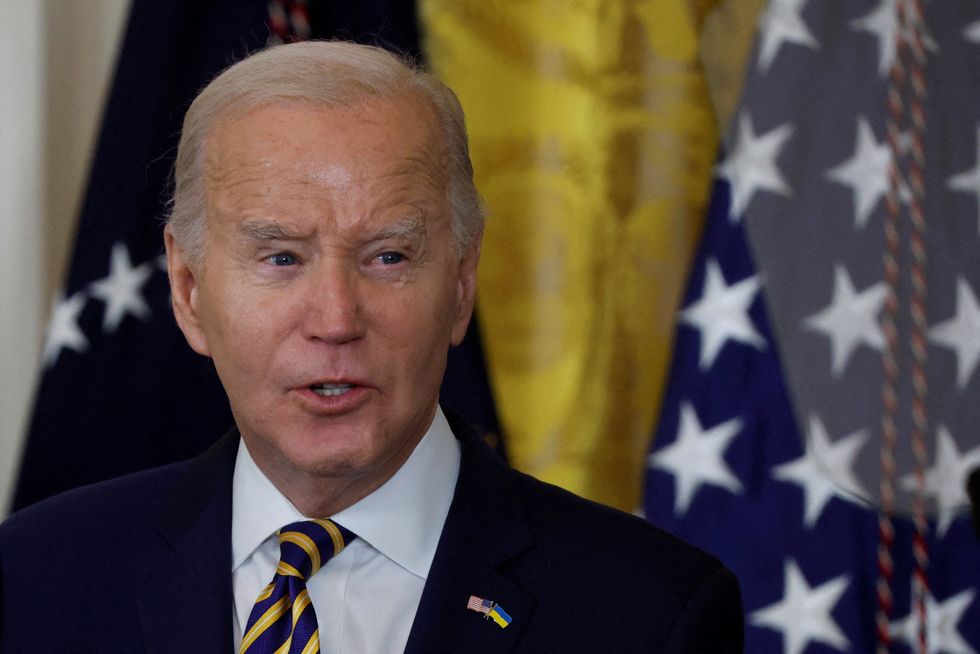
left=395, top=151, right=447, bottom=188
left=205, top=164, right=283, bottom=207
left=205, top=155, right=308, bottom=188
left=205, top=166, right=266, bottom=195
left=372, top=123, right=450, bottom=190
left=357, top=155, right=448, bottom=224
left=207, top=165, right=338, bottom=224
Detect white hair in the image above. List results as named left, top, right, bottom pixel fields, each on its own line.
left=167, top=41, right=483, bottom=266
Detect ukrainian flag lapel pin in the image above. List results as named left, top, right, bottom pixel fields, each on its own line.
left=466, top=595, right=513, bottom=628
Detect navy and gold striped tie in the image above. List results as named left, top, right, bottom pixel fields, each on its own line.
left=240, top=519, right=355, bottom=654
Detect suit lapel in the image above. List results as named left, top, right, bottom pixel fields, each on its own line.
left=405, top=415, right=535, bottom=653
left=134, top=431, right=239, bottom=653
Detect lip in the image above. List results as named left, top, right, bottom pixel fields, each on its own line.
left=291, top=379, right=373, bottom=415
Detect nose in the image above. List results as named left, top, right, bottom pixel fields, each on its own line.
left=301, top=259, right=365, bottom=344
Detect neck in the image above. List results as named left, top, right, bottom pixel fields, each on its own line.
left=279, top=469, right=388, bottom=518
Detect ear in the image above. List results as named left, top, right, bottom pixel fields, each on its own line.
left=450, top=233, right=481, bottom=346
left=164, top=225, right=211, bottom=357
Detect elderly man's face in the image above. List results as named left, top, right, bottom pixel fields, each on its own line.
left=166, top=96, right=478, bottom=506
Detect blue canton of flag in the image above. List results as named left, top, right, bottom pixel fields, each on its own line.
left=645, top=1, right=980, bottom=653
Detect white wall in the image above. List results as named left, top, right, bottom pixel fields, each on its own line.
left=0, top=0, right=129, bottom=515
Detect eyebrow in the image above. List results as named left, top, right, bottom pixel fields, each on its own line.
left=370, top=213, right=428, bottom=243
left=236, top=213, right=431, bottom=247
left=238, top=219, right=309, bottom=242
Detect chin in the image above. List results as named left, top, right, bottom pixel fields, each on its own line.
left=280, top=425, right=389, bottom=476
left=291, top=455, right=364, bottom=479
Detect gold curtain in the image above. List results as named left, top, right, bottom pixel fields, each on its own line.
left=422, top=0, right=764, bottom=510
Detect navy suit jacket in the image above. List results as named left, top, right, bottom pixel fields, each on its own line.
left=0, top=413, right=743, bottom=652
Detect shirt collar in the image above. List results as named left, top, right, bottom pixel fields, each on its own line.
left=232, top=406, right=461, bottom=580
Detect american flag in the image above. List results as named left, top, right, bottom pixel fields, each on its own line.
left=467, top=595, right=493, bottom=615
left=645, top=1, right=980, bottom=653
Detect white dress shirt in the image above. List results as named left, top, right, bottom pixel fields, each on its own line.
left=231, top=407, right=461, bottom=653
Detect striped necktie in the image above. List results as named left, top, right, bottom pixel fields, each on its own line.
left=240, top=519, right=356, bottom=654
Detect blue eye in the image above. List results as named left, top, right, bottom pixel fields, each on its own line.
left=378, top=252, right=405, bottom=265
left=268, top=253, right=297, bottom=266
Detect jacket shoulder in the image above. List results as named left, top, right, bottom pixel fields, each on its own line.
left=0, top=462, right=187, bottom=567
left=514, top=467, right=727, bottom=582
left=1, top=430, right=237, bottom=544
left=0, top=459, right=189, bottom=542
left=512, top=471, right=743, bottom=651
left=0, top=435, right=238, bottom=652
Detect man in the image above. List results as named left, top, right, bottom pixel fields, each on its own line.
left=0, top=42, right=743, bottom=652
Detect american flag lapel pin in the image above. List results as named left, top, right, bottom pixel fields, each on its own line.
left=466, top=595, right=512, bottom=628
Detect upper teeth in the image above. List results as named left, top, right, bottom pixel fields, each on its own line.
left=312, top=383, right=352, bottom=397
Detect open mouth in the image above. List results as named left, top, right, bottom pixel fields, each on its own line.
left=310, top=383, right=354, bottom=397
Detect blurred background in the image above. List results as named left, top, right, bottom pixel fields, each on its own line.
left=1, top=0, right=130, bottom=514
left=2, top=1, right=979, bottom=651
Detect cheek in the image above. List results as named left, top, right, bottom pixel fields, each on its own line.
left=373, top=279, right=459, bottom=357
left=198, top=282, right=293, bottom=367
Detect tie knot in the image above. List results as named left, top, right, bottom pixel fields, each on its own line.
left=276, top=519, right=354, bottom=581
